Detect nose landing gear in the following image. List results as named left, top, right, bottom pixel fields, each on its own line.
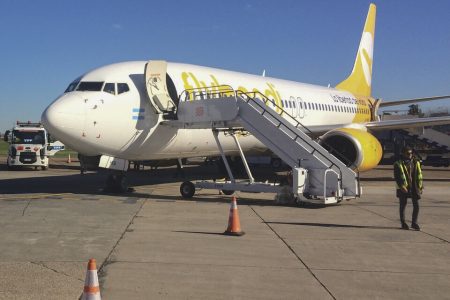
left=104, top=171, right=132, bottom=193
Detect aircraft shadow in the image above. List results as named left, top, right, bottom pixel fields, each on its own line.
left=0, top=164, right=285, bottom=207
left=265, top=221, right=398, bottom=230
left=172, top=230, right=226, bottom=236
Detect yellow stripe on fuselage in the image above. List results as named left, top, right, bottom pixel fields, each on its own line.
left=352, top=96, right=372, bottom=123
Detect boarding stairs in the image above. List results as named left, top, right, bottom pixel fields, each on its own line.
left=164, top=86, right=361, bottom=204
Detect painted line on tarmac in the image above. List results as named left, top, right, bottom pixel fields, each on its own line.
left=249, top=205, right=337, bottom=300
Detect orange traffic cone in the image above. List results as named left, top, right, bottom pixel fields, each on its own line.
left=66, top=154, right=71, bottom=163
left=224, top=196, right=245, bottom=236
left=82, top=258, right=101, bottom=300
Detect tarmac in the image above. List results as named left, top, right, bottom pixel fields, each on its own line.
left=0, top=156, right=449, bottom=299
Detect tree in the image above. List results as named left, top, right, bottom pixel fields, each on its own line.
left=408, top=104, right=424, bottom=117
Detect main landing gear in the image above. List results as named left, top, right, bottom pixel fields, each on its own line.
left=104, top=171, right=131, bottom=193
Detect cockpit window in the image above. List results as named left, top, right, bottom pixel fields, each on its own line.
left=76, top=81, right=104, bottom=91
left=117, top=83, right=130, bottom=94
left=64, top=77, right=81, bottom=93
left=103, top=83, right=115, bottom=95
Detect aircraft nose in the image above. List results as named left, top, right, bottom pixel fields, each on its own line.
left=41, top=94, right=84, bottom=139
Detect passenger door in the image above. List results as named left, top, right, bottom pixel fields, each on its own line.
left=144, top=60, right=176, bottom=113
left=297, top=97, right=306, bottom=119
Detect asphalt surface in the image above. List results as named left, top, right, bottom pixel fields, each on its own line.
left=0, top=156, right=449, bottom=299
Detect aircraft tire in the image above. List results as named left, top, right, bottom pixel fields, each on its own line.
left=105, top=173, right=128, bottom=193
left=180, top=181, right=195, bottom=198
left=271, top=158, right=282, bottom=169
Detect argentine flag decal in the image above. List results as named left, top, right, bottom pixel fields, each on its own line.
left=132, top=108, right=145, bottom=120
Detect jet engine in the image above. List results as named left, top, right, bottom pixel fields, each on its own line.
left=319, top=128, right=382, bottom=172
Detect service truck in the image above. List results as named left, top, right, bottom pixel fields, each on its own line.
left=4, top=121, right=65, bottom=170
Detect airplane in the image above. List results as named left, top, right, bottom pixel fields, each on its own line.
left=42, top=3, right=450, bottom=195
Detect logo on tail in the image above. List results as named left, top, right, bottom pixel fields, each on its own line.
left=336, top=3, right=376, bottom=97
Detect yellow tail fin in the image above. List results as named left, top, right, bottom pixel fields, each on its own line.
left=336, top=3, right=376, bottom=97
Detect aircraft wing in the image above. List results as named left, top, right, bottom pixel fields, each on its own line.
left=365, top=116, right=450, bottom=131
left=379, top=95, right=450, bottom=107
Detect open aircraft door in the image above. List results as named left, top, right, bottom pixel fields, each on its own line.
left=144, top=60, right=176, bottom=114
left=297, top=96, right=306, bottom=119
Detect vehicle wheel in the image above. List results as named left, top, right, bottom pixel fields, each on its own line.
left=180, top=181, right=195, bottom=198
left=271, top=158, right=282, bottom=168
left=41, top=166, right=48, bottom=170
left=221, top=190, right=234, bottom=195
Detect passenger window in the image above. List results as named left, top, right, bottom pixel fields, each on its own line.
left=103, top=83, right=115, bottom=95
left=118, top=83, right=130, bottom=94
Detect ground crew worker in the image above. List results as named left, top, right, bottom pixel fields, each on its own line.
left=394, top=146, right=423, bottom=230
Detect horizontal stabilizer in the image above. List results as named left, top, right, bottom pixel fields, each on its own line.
left=380, top=95, right=450, bottom=107
left=365, top=116, right=450, bottom=130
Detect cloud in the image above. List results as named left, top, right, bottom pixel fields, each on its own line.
left=112, top=24, right=123, bottom=30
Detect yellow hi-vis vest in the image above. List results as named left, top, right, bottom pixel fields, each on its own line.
left=394, top=159, right=423, bottom=191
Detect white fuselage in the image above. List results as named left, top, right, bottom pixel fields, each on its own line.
left=42, top=61, right=372, bottom=160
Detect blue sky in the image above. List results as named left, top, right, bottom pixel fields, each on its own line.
left=1, top=0, right=449, bottom=131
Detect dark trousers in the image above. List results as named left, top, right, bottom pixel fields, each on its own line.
left=399, top=195, right=419, bottom=224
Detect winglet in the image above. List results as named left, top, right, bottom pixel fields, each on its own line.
left=336, top=3, right=376, bottom=97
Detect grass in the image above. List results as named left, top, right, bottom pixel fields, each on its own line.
left=53, top=147, right=78, bottom=158
left=0, top=139, right=77, bottom=157
left=0, top=140, right=8, bottom=155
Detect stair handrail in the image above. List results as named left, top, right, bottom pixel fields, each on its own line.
left=179, top=85, right=235, bottom=102
left=236, top=90, right=361, bottom=196
left=236, top=91, right=344, bottom=181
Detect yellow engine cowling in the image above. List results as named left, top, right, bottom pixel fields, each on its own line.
left=319, top=128, right=383, bottom=172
